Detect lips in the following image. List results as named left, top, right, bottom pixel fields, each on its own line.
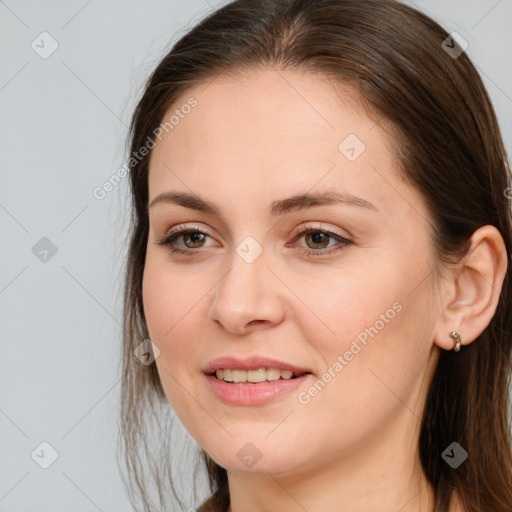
left=203, top=356, right=314, bottom=405
left=203, top=355, right=313, bottom=376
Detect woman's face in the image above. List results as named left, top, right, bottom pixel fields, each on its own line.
left=143, top=68, right=444, bottom=476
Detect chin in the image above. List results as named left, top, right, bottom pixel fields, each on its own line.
left=202, top=442, right=311, bottom=477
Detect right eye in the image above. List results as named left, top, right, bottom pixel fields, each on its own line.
left=156, top=225, right=217, bottom=255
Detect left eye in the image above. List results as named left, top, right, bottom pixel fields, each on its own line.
left=288, top=226, right=353, bottom=256
left=156, top=225, right=353, bottom=257
left=296, top=230, right=342, bottom=250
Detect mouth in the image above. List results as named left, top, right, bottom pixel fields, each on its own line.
left=203, top=356, right=314, bottom=404
left=211, top=368, right=311, bottom=384
left=205, top=369, right=313, bottom=405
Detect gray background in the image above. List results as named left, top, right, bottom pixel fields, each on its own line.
left=1, top=1, right=511, bottom=511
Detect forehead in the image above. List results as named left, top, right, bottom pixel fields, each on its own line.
left=147, top=67, right=414, bottom=217
left=152, top=67, right=373, bottom=162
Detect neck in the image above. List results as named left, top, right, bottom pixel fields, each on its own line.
left=227, top=462, right=434, bottom=512
left=226, top=408, right=437, bottom=512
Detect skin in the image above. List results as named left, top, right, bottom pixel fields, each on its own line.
left=142, top=67, right=507, bottom=512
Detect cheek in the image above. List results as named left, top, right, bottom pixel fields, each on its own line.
left=141, top=258, right=201, bottom=405
left=142, top=258, right=207, bottom=428
left=291, top=274, right=434, bottom=455
left=296, top=263, right=400, bottom=358
left=142, top=252, right=207, bottom=347
left=142, top=262, right=172, bottom=343
left=302, top=251, right=435, bottom=394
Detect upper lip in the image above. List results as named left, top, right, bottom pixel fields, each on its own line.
left=203, top=356, right=313, bottom=375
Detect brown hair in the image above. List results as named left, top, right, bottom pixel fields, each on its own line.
left=118, top=1, right=512, bottom=511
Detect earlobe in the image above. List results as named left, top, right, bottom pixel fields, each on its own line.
left=433, top=225, right=508, bottom=351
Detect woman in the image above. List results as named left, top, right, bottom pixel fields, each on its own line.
left=119, top=0, right=512, bottom=511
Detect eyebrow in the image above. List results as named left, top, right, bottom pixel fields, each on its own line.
left=148, top=190, right=378, bottom=217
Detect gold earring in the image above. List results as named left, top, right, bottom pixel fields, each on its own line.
left=449, top=330, right=462, bottom=352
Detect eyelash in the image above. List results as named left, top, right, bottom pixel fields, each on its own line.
left=156, top=223, right=353, bottom=258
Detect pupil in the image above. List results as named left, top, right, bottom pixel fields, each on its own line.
left=186, top=232, right=204, bottom=247
left=309, top=232, right=327, bottom=247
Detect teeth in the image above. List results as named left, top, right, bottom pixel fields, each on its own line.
left=215, top=368, right=297, bottom=383
left=265, top=368, right=281, bottom=381
left=247, top=368, right=266, bottom=383
left=280, top=369, right=293, bottom=379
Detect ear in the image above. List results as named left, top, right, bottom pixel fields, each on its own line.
left=433, top=225, right=508, bottom=351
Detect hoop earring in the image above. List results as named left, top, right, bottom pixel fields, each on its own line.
left=449, top=330, right=463, bottom=352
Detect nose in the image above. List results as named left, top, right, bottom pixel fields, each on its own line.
left=208, top=248, right=287, bottom=335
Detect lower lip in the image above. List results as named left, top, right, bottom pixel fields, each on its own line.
left=205, top=373, right=312, bottom=405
